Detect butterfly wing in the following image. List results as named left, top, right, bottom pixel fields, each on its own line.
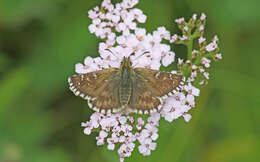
left=128, top=75, right=163, bottom=114
left=134, top=68, right=184, bottom=97
left=68, top=68, right=122, bottom=113
left=128, top=68, right=183, bottom=114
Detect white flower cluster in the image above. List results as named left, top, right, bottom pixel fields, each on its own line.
left=74, top=0, right=222, bottom=161
left=76, top=0, right=173, bottom=74
left=173, top=14, right=222, bottom=85
left=81, top=112, right=160, bottom=161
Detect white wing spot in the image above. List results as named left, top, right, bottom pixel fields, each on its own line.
left=75, top=91, right=80, bottom=96
left=138, top=110, right=143, bottom=114
left=132, top=109, right=138, bottom=113
left=155, top=72, right=160, bottom=79
left=93, top=107, right=99, bottom=112
left=169, top=74, right=173, bottom=80
left=93, top=73, right=97, bottom=79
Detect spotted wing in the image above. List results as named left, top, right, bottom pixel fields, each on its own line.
left=128, top=75, right=163, bottom=114
left=68, top=68, right=122, bottom=114
left=128, top=68, right=183, bottom=114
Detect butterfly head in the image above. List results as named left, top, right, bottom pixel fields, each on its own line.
left=120, top=57, right=132, bottom=69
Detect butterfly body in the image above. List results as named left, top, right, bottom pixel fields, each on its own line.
left=118, top=58, right=133, bottom=108
left=68, top=57, right=184, bottom=114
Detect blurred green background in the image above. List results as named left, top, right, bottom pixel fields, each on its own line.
left=0, top=0, right=259, bottom=162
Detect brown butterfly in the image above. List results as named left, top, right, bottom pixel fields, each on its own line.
left=68, top=57, right=184, bottom=114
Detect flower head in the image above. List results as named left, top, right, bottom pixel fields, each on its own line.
left=74, top=1, right=222, bottom=161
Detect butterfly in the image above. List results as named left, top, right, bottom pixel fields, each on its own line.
left=68, top=56, right=184, bottom=114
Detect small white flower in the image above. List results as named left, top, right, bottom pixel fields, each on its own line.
left=100, top=117, right=118, bottom=131
left=162, top=97, right=183, bottom=122
left=94, top=57, right=109, bottom=69
left=75, top=56, right=99, bottom=74
left=201, top=57, right=211, bottom=68
left=183, top=114, right=192, bottom=122
left=199, top=25, right=204, bottom=32
left=112, top=126, right=122, bottom=137
left=118, top=22, right=127, bottom=32
left=184, top=83, right=200, bottom=96
left=137, top=14, right=147, bottom=23
left=135, top=28, right=146, bottom=40
left=178, top=58, right=184, bottom=65
left=198, top=36, right=206, bottom=44
left=203, top=72, right=210, bottom=80
left=175, top=17, right=185, bottom=24
left=170, top=34, right=178, bottom=43
left=192, top=14, right=197, bottom=20
left=121, top=124, right=133, bottom=136
left=205, top=41, right=218, bottom=52
left=107, top=137, right=119, bottom=150
left=138, top=138, right=157, bottom=156
left=184, top=26, right=189, bottom=32
left=125, top=34, right=139, bottom=50
left=192, top=65, right=198, bottom=70
left=99, top=130, right=108, bottom=138
left=215, top=53, right=222, bottom=60
left=155, top=26, right=171, bottom=40
left=84, top=127, right=91, bottom=135
left=186, top=94, right=195, bottom=107
left=144, top=124, right=159, bottom=140
left=192, top=50, right=199, bottom=55
left=127, top=116, right=134, bottom=123
left=200, top=13, right=206, bottom=21
left=150, top=59, right=161, bottom=70
left=96, top=136, right=105, bottom=146
left=90, top=113, right=101, bottom=128
left=162, top=51, right=175, bottom=67
left=180, top=35, right=188, bottom=41
left=148, top=112, right=161, bottom=124
left=88, top=9, right=98, bottom=19
left=131, top=8, right=147, bottom=23
left=119, top=135, right=126, bottom=143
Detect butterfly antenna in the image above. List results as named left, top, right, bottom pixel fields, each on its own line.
left=132, top=51, right=150, bottom=66
left=131, top=51, right=150, bottom=60
left=104, top=48, right=120, bottom=59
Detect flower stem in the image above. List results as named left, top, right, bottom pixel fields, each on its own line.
left=187, top=39, right=193, bottom=60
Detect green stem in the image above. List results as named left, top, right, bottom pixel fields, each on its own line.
left=187, top=40, right=193, bottom=60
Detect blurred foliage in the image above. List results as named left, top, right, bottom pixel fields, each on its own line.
left=0, top=0, right=259, bottom=162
